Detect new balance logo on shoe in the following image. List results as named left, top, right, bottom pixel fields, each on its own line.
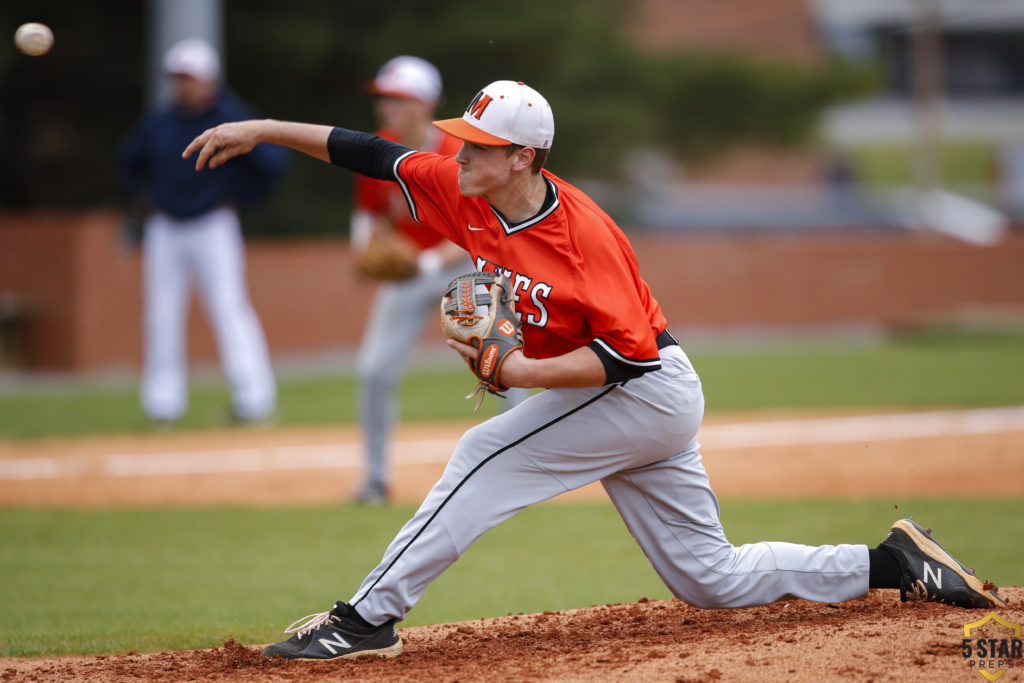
left=318, top=633, right=352, bottom=654
left=922, top=562, right=942, bottom=589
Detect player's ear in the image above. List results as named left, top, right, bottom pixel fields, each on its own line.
left=510, top=146, right=536, bottom=172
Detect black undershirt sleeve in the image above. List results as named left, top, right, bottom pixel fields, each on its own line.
left=326, top=127, right=413, bottom=181
left=587, top=340, right=655, bottom=384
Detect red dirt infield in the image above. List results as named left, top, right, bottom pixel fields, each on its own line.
left=2, top=590, right=1022, bottom=682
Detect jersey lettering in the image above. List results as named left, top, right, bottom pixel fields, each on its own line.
left=512, top=273, right=532, bottom=321
left=467, top=92, right=494, bottom=120
left=528, top=282, right=552, bottom=327
left=473, top=259, right=549, bottom=327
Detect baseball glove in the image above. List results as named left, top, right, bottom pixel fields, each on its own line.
left=439, top=272, right=524, bottom=410
left=355, top=232, right=419, bottom=281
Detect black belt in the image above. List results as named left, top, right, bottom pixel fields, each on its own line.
left=656, top=329, right=679, bottom=349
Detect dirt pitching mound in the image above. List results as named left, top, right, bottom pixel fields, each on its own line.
left=4, top=588, right=1021, bottom=682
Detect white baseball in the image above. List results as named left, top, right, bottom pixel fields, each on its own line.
left=14, top=23, right=54, bottom=56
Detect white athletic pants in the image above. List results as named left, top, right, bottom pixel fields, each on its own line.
left=351, top=344, right=869, bottom=623
left=141, top=207, right=276, bottom=421
left=355, top=261, right=529, bottom=490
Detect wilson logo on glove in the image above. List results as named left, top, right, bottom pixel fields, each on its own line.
left=440, top=272, right=524, bottom=410
left=479, top=344, right=499, bottom=378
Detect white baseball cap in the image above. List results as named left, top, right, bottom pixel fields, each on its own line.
left=367, top=56, right=442, bottom=105
left=433, top=80, right=554, bottom=149
left=163, top=38, right=220, bottom=81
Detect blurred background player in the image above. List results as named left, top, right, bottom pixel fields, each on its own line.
left=119, top=38, right=287, bottom=426
left=351, top=55, right=522, bottom=505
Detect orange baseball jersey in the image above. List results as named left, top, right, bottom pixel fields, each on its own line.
left=393, top=152, right=668, bottom=365
left=354, top=128, right=462, bottom=250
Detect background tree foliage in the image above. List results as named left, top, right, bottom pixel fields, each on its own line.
left=0, top=0, right=875, bottom=235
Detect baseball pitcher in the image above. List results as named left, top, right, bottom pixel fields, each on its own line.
left=184, top=80, right=1004, bottom=661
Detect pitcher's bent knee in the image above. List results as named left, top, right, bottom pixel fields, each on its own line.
left=662, top=538, right=781, bottom=609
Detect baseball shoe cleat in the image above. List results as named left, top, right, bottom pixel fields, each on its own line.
left=228, top=408, right=277, bottom=429
left=150, top=418, right=175, bottom=432
left=879, top=518, right=1005, bottom=608
left=262, top=601, right=402, bottom=660
left=354, top=482, right=390, bottom=507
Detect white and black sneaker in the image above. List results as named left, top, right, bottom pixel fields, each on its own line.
left=261, top=601, right=402, bottom=660
left=879, top=518, right=1005, bottom=608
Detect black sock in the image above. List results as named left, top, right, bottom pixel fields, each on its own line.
left=868, top=546, right=902, bottom=589
left=349, top=605, right=375, bottom=628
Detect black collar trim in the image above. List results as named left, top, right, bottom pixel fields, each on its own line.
left=490, top=177, right=559, bottom=235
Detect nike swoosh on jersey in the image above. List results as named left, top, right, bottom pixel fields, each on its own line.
left=467, top=224, right=486, bottom=231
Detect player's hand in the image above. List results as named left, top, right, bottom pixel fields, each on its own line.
left=445, top=338, right=477, bottom=366
left=182, top=120, right=265, bottom=171
left=445, top=339, right=531, bottom=388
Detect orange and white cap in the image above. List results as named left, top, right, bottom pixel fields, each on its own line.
left=367, top=55, right=442, bottom=105
left=433, top=80, right=554, bottom=149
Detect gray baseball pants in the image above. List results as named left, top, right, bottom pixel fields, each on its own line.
left=351, top=344, right=870, bottom=622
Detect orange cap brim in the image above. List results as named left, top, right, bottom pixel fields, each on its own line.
left=365, top=82, right=422, bottom=101
left=433, top=117, right=512, bottom=146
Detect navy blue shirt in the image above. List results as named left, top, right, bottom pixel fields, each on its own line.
left=119, top=89, right=287, bottom=220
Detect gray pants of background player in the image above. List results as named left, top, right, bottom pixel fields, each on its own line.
left=356, top=261, right=530, bottom=493
left=350, top=344, right=870, bottom=621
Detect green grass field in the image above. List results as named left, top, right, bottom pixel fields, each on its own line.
left=2, top=328, right=1023, bottom=439
left=847, top=140, right=995, bottom=192
left=1, top=499, right=1021, bottom=657
left=1, top=329, right=1021, bottom=657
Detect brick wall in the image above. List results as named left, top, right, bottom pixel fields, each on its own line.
left=637, top=231, right=1024, bottom=330
left=629, top=0, right=822, bottom=63
left=0, top=211, right=378, bottom=370
left=1, top=211, right=1023, bottom=371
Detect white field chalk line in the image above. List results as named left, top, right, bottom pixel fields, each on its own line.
left=2, top=406, right=1023, bottom=481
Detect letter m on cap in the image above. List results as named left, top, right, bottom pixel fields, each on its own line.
left=466, top=91, right=494, bottom=120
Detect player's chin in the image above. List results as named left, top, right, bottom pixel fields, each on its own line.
left=457, top=172, right=484, bottom=197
